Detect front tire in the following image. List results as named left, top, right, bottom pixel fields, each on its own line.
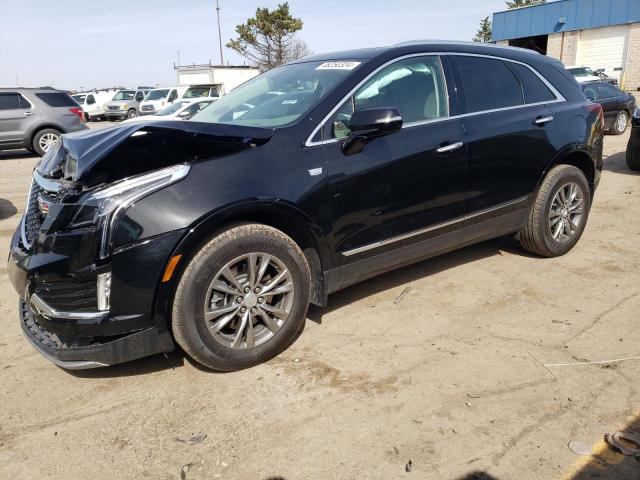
left=32, top=128, right=61, bottom=156
left=519, top=165, right=591, bottom=257
left=627, top=142, right=640, bottom=171
left=127, top=109, right=138, bottom=119
left=172, top=224, right=311, bottom=371
left=611, top=111, right=628, bottom=135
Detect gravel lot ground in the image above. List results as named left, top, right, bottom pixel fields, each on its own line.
left=0, top=122, right=638, bottom=480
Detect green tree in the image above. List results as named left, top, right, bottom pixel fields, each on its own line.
left=227, top=2, right=310, bottom=71
left=505, top=0, right=546, bottom=8
left=473, top=16, right=492, bottom=43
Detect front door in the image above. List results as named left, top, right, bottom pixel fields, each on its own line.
left=321, top=55, right=467, bottom=262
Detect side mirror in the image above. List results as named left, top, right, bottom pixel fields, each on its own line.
left=342, top=107, right=403, bottom=156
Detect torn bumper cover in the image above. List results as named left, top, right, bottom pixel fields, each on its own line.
left=19, top=299, right=173, bottom=369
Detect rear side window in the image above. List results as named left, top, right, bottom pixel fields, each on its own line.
left=507, top=62, right=557, bottom=104
left=35, top=92, right=77, bottom=107
left=454, top=56, right=523, bottom=112
left=0, top=93, right=22, bottom=110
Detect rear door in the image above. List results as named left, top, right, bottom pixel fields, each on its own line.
left=450, top=55, right=559, bottom=233
left=0, top=92, right=40, bottom=147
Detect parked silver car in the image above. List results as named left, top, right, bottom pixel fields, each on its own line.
left=0, top=88, right=87, bottom=156
left=103, top=88, right=149, bottom=121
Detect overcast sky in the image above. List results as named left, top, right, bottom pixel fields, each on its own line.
left=0, top=0, right=509, bottom=91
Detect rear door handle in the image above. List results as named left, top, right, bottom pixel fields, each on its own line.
left=534, top=115, right=554, bottom=125
left=436, top=141, right=464, bottom=154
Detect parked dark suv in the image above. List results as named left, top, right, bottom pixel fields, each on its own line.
left=0, top=88, right=87, bottom=156
left=8, top=42, right=604, bottom=371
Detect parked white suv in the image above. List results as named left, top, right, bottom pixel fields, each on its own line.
left=139, top=87, right=186, bottom=116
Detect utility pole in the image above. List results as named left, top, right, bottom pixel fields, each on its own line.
left=216, top=0, right=224, bottom=65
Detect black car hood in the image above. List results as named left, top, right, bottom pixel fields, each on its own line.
left=38, top=120, right=275, bottom=186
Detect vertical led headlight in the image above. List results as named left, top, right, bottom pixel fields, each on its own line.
left=71, top=164, right=191, bottom=259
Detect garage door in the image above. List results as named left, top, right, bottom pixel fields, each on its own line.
left=576, top=25, right=629, bottom=80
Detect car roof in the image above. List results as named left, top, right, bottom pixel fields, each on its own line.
left=289, top=40, right=548, bottom=66
left=0, top=87, right=66, bottom=92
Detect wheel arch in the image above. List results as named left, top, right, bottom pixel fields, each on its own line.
left=541, top=147, right=597, bottom=197
left=154, top=201, right=330, bottom=330
left=29, top=124, right=65, bottom=146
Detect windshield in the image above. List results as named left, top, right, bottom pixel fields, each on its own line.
left=191, top=61, right=360, bottom=127
left=145, top=89, right=170, bottom=101
left=157, top=100, right=190, bottom=116
left=72, top=94, right=86, bottom=104
left=569, top=67, right=594, bottom=77
left=112, top=90, right=135, bottom=101
left=184, top=87, right=216, bottom=98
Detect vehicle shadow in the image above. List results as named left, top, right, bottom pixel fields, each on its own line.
left=0, top=197, right=17, bottom=220
left=603, top=150, right=639, bottom=176
left=0, top=149, right=33, bottom=161
left=307, top=235, right=529, bottom=324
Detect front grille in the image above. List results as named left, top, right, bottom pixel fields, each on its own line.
left=141, top=105, right=154, bottom=111
left=35, top=278, right=98, bottom=312
left=22, top=178, right=61, bottom=250
left=107, top=105, right=119, bottom=111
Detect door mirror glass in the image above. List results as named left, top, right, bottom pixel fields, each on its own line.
left=342, top=107, right=402, bottom=155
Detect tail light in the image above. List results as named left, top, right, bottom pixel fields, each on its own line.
left=69, top=107, right=84, bottom=121
left=586, top=102, right=604, bottom=129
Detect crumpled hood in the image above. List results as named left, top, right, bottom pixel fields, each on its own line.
left=37, top=120, right=275, bottom=185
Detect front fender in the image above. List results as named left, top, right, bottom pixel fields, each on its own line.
left=150, top=199, right=331, bottom=329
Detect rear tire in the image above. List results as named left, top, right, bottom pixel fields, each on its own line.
left=519, top=165, right=591, bottom=257
left=32, top=128, right=61, bottom=156
left=611, top=111, right=628, bottom=135
left=172, top=223, right=311, bottom=371
left=627, top=144, right=640, bottom=171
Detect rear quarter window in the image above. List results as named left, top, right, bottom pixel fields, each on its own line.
left=507, top=62, right=557, bottom=104
left=35, top=92, right=77, bottom=107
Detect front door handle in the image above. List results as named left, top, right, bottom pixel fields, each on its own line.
left=436, top=141, right=464, bottom=154
left=23, top=111, right=35, bottom=116
left=534, top=115, right=554, bottom=125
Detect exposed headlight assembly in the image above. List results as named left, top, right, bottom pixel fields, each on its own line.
left=71, top=164, right=190, bottom=259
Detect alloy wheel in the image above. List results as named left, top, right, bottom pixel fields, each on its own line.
left=38, top=133, right=59, bottom=152
left=548, top=182, right=585, bottom=243
left=617, top=112, right=628, bottom=133
left=204, top=253, right=295, bottom=349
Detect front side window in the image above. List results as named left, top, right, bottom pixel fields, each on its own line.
left=135, top=91, right=144, bottom=101
left=168, top=90, right=178, bottom=102
left=87, top=95, right=95, bottom=104
left=190, top=61, right=359, bottom=128
left=597, top=84, right=619, bottom=99
left=455, top=56, right=523, bottom=113
left=325, top=55, right=449, bottom=140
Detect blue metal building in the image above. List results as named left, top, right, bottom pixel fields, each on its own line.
left=492, top=0, right=640, bottom=90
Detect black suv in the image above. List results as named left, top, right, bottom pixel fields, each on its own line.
left=8, top=42, right=603, bottom=371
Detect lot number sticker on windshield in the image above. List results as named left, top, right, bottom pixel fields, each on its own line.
left=316, top=61, right=361, bottom=70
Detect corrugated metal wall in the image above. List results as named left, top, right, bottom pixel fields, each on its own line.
left=493, top=0, right=640, bottom=41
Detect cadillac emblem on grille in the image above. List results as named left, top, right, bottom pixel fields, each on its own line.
left=37, top=195, right=51, bottom=215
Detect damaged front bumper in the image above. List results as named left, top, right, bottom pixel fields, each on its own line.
left=8, top=224, right=183, bottom=369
